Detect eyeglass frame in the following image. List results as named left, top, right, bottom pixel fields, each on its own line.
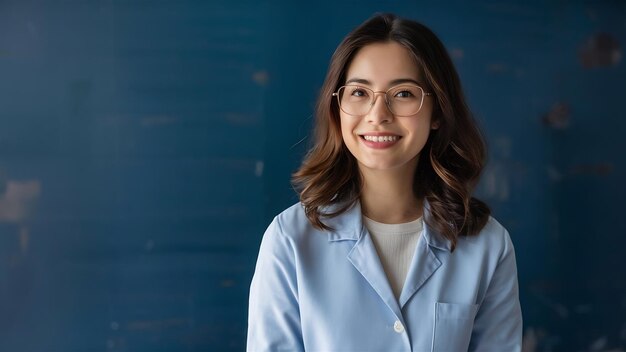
left=332, top=84, right=433, bottom=117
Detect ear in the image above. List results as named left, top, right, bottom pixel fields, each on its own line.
left=431, top=119, right=440, bottom=130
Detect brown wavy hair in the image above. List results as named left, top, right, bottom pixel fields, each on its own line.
left=292, top=13, right=490, bottom=251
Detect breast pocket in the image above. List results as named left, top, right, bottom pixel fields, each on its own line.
left=431, top=302, right=479, bottom=351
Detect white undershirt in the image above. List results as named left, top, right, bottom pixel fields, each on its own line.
left=363, top=215, right=423, bottom=300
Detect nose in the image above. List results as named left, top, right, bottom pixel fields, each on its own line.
left=366, top=93, right=393, bottom=125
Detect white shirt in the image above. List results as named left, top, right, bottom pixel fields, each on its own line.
left=363, top=215, right=423, bottom=300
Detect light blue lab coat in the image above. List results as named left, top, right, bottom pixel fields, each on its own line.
left=247, top=201, right=522, bottom=351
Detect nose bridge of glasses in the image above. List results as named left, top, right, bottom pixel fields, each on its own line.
left=369, top=90, right=392, bottom=110
left=362, top=91, right=393, bottom=119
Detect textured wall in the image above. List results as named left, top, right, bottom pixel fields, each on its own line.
left=1, top=1, right=624, bottom=351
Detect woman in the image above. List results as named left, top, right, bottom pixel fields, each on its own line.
left=247, top=13, right=522, bottom=351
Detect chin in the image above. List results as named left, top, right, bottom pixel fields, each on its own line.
left=359, top=160, right=403, bottom=171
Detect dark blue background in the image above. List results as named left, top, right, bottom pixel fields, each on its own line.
left=1, top=1, right=625, bottom=351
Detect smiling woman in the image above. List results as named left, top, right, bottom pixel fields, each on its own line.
left=247, top=13, right=522, bottom=351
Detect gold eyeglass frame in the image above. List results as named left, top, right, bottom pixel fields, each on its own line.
left=332, top=84, right=432, bottom=117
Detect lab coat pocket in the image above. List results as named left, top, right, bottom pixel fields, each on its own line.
left=431, top=302, right=479, bottom=351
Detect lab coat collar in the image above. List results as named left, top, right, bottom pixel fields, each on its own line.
left=324, top=201, right=362, bottom=242
left=324, top=199, right=453, bottom=252
left=421, top=200, right=453, bottom=252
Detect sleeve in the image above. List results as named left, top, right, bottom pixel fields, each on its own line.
left=246, top=217, right=304, bottom=352
left=469, top=228, right=523, bottom=352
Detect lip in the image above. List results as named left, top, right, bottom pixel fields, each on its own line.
left=359, top=132, right=401, bottom=137
left=358, top=132, right=402, bottom=149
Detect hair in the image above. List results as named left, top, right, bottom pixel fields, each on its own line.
left=292, top=13, right=490, bottom=251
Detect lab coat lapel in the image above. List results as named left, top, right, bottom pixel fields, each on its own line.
left=347, top=227, right=403, bottom=320
left=325, top=201, right=403, bottom=319
left=398, top=219, right=450, bottom=308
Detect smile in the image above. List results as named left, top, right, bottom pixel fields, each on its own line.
left=362, top=135, right=400, bottom=142
left=359, top=134, right=402, bottom=149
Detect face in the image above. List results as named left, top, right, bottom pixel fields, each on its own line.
left=339, top=41, right=437, bottom=175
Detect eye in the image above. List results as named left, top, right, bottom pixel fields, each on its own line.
left=389, top=85, right=422, bottom=101
left=394, top=90, right=414, bottom=98
left=351, top=88, right=368, bottom=97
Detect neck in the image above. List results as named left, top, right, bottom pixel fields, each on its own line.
left=359, top=162, right=422, bottom=224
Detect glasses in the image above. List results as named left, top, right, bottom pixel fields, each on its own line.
left=332, top=84, right=432, bottom=117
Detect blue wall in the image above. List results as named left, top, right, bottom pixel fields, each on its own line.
left=1, top=1, right=625, bottom=351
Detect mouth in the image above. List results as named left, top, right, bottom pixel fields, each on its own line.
left=359, top=135, right=401, bottom=142
left=358, top=133, right=402, bottom=149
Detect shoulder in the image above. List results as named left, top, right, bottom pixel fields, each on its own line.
left=262, top=202, right=325, bottom=247
left=254, top=203, right=307, bottom=264
left=257, top=202, right=335, bottom=264
left=273, top=202, right=314, bottom=238
left=478, top=216, right=510, bottom=242
left=274, top=202, right=309, bottom=226
left=459, top=216, right=515, bottom=260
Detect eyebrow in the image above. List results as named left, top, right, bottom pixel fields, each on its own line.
left=344, top=77, right=423, bottom=86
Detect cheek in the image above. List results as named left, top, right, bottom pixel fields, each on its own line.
left=416, top=110, right=434, bottom=131
left=339, top=118, right=347, bottom=139
left=408, top=118, right=431, bottom=135
left=339, top=116, right=361, bottom=159
left=339, top=116, right=356, bottom=142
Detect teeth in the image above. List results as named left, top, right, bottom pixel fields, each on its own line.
left=363, top=135, right=399, bottom=142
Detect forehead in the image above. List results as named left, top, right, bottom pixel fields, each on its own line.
left=345, top=42, right=421, bottom=85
